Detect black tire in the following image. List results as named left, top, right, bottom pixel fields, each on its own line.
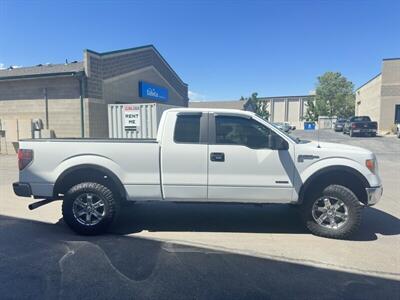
left=62, top=182, right=119, bottom=235
left=301, top=184, right=362, bottom=239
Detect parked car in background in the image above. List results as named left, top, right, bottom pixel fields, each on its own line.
left=343, top=116, right=378, bottom=137
left=13, top=108, right=382, bottom=239
left=334, top=118, right=346, bottom=132
left=273, top=122, right=291, bottom=132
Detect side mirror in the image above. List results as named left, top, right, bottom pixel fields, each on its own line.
left=268, top=134, right=289, bottom=150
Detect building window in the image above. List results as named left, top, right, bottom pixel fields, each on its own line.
left=395, top=104, right=400, bottom=123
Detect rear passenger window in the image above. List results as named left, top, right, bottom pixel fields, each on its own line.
left=174, top=115, right=201, bottom=143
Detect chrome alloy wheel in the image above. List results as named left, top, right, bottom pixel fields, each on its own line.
left=72, top=193, right=106, bottom=226
left=311, top=196, right=349, bottom=229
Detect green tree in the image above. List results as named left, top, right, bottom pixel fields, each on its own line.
left=315, top=72, right=355, bottom=118
left=244, top=92, right=270, bottom=120
left=303, top=96, right=317, bottom=121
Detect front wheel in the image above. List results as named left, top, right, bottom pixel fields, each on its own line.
left=301, top=185, right=362, bottom=239
left=62, top=182, right=119, bottom=235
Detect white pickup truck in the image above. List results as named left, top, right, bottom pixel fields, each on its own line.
left=13, top=108, right=383, bottom=239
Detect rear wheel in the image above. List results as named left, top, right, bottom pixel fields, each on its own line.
left=301, top=185, right=362, bottom=239
left=62, top=182, right=119, bottom=235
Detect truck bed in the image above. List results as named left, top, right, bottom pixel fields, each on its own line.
left=18, top=138, right=162, bottom=200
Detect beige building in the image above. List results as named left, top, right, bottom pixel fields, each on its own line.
left=189, top=99, right=252, bottom=110
left=257, top=95, right=313, bottom=129
left=190, top=95, right=313, bottom=129
left=356, top=58, right=400, bottom=133
left=0, top=45, right=188, bottom=153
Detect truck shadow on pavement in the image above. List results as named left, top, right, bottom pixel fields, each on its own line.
left=0, top=214, right=399, bottom=300
left=111, top=202, right=400, bottom=242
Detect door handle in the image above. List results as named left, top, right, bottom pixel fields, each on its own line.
left=210, top=152, right=225, bottom=162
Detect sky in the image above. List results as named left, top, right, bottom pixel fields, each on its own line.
left=0, top=0, right=399, bottom=101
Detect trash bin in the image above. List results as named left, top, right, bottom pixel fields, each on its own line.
left=304, top=122, right=316, bottom=130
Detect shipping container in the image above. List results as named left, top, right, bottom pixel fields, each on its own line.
left=108, top=103, right=178, bottom=139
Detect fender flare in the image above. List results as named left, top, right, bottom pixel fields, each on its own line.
left=53, top=164, right=127, bottom=199
left=298, top=165, right=370, bottom=204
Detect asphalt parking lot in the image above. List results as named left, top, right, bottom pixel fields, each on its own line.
left=0, top=130, right=399, bottom=299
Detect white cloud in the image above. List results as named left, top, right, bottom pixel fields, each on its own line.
left=0, top=63, right=22, bottom=70
left=188, top=90, right=207, bottom=101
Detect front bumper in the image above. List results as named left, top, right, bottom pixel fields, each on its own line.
left=365, top=186, right=383, bottom=206
left=13, top=182, right=32, bottom=198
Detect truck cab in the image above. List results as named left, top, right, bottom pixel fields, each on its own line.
left=159, top=110, right=294, bottom=203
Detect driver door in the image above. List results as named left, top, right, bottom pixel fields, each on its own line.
left=207, top=114, right=295, bottom=203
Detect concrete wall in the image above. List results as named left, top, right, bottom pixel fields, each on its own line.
left=85, top=47, right=188, bottom=107
left=258, top=96, right=310, bottom=128
left=288, top=99, right=300, bottom=124
left=0, top=76, right=80, bottom=101
left=0, top=77, right=82, bottom=139
left=272, top=99, right=285, bottom=122
left=189, top=100, right=248, bottom=110
left=380, top=59, right=400, bottom=131
left=85, top=55, right=103, bottom=100
left=85, top=98, right=108, bottom=138
left=0, top=99, right=82, bottom=138
left=0, top=119, right=34, bottom=154
left=380, top=96, right=400, bottom=131
left=355, top=74, right=382, bottom=128
left=81, top=47, right=189, bottom=137
left=356, top=58, right=400, bottom=132
left=0, top=96, right=108, bottom=143
left=103, top=67, right=185, bottom=106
